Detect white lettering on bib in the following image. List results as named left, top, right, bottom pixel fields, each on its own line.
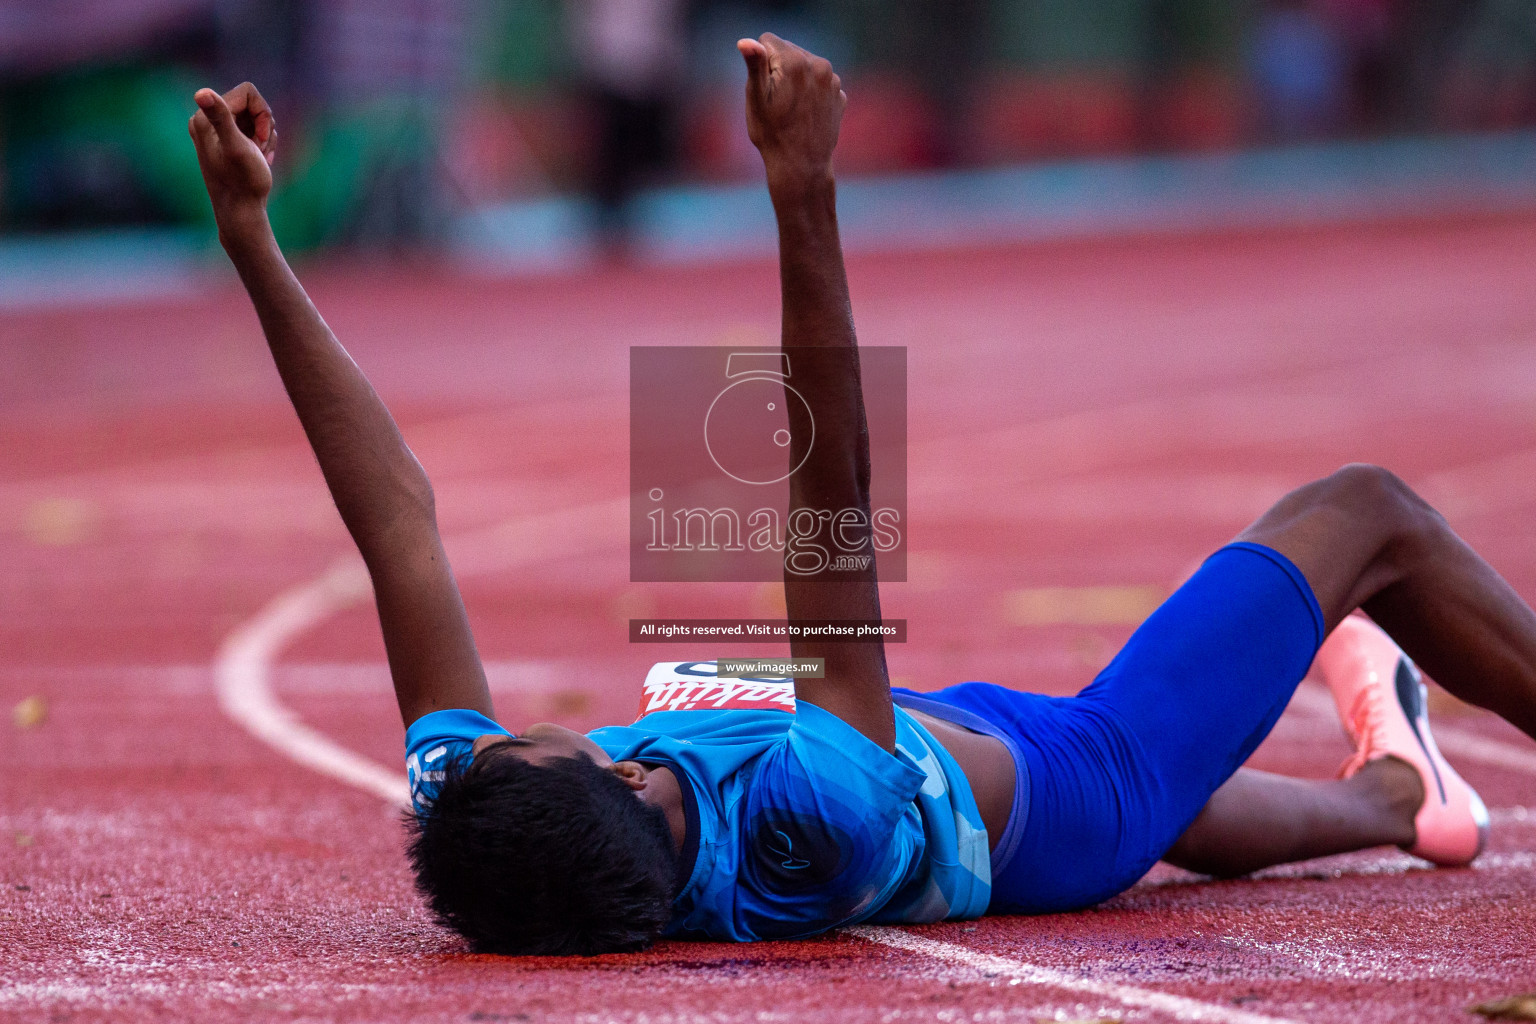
left=637, top=660, right=797, bottom=719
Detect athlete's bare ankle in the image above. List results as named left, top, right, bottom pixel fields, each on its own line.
left=1355, top=756, right=1422, bottom=846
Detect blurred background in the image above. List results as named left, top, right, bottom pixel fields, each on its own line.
left=1, top=0, right=1534, bottom=282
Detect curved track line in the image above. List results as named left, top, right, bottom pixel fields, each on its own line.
left=847, top=926, right=1303, bottom=1024
left=215, top=558, right=408, bottom=806
left=213, top=498, right=629, bottom=809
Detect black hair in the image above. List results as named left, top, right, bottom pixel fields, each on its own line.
left=406, top=749, right=680, bottom=956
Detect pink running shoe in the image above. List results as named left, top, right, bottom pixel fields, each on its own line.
left=1313, top=613, right=1489, bottom=866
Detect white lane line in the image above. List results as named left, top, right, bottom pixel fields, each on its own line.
left=1490, top=806, right=1534, bottom=826
left=1143, top=844, right=1536, bottom=889
left=212, top=498, right=628, bottom=810
left=1253, top=848, right=1536, bottom=878
left=847, top=926, right=1303, bottom=1024
left=1287, top=682, right=1536, bottom=777
left=214, top=559, right=408, bottom=806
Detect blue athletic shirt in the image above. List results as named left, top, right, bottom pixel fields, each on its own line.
left=405, top=660, right=990, bottom=941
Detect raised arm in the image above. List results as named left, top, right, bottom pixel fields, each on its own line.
left=188, top=84, right=491, bottom=727
left=739, top=35, right=895, bottom=751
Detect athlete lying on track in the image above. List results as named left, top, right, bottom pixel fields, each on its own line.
left=189, top=34, right=1536, bottom=956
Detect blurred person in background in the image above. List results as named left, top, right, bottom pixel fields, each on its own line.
left=567, top=0, right=690, bottom=255
left=1317, top=0, right=1398, bottom=133
left=1248, top=0, right=1350, bottom=140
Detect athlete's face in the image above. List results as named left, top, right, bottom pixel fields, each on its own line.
left=472, top=722, right=613, bottom=767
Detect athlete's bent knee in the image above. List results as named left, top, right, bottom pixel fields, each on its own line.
left=1321, top=463, right=1441, bottom=546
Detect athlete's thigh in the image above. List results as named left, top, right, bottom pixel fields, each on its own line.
left=974, top=539, right=1322, bottom=912
left=1075, top=541, right=1324, bottom=834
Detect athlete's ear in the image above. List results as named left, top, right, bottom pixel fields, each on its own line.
left=610, top=760, right=649, bottom=791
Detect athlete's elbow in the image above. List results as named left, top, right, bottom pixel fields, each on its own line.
left=384, top=441, right=437, bottom=521
left=399, top=466, right=437, bottom=523
left=337, top=469, right=438, bottom=563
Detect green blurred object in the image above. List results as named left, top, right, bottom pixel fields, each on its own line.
left=266, top=98, right=440, bottom=251
left=0, top=64, right=445, bottom=251
left=989, top=0, right=1248, bottom=73
left=1, top=64, right=210, bottom=229
left=993, top=0, right=1146, bottom=71
left=469, top=0, right=568, bottom=87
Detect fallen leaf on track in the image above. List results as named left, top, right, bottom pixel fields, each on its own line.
left=1473, top=994, right=1536, bottom=1021
left=12, top=695, right=46, bottom=729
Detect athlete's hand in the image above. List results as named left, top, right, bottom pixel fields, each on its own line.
left=737, top=33, right=845, bottom=192
left=188, top=82, right=278, bottom=240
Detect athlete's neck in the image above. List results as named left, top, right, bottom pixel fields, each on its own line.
left=641, top=765, right=688, bottom=855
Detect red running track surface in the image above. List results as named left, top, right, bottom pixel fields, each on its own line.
left=4, top=216, right=1536, bottom=1023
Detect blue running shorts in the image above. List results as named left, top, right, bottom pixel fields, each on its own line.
left=896, top=541, right=1325, bottom=914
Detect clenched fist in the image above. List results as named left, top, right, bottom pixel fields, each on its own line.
left=187, top=82, right=278, bottom=241
left=737, top=34, right=846, bottom=192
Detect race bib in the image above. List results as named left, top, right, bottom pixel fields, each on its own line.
left=637, top=660, right=797, bottom=719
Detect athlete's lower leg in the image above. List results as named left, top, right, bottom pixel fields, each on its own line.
left=1237, top=463, right=1536, bottom=740
left=1163, top=760, right=1420, bottom=878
